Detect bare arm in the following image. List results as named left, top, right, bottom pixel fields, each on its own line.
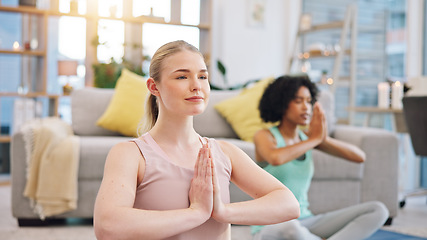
left=316, top=136, right=366, bottom=163
left=255, top=102, right=328, bottom=166
left=311, top=103, right=365, bottom=163
left=94, top=142, right=212, bottom=240
left=211, top=140, right=300, bottom=225
left=308, top=102, right=365, bottom=163
left=254, top=129, right=321, bottom=166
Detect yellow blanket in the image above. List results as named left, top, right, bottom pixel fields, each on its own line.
left=22, top=117, right=80, bottom=220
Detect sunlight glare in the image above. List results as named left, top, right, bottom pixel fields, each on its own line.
left=142, top=23, right=200, bottom=58
left=181, top=0, right=200, bottom=25
left=58, top=17, right=86, bottom=60
left=133, top=0, right=171, bottom=22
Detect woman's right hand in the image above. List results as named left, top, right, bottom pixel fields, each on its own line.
left=189, top=144, right=214, bottom=221
left=308, top=102, right=327, bottom=144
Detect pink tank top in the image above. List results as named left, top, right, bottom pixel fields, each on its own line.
left=131, top=133, right=232, bottom=240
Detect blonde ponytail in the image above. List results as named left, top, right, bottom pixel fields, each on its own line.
left=138, top=94, right=158, bottom=136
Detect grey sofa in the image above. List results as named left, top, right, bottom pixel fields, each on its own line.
left=11, top=87, right=399, bottom=226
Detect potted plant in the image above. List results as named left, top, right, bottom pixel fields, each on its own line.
left=92, top=58, right=123, bottom=88
left=91, top=36, right=148, bottom=88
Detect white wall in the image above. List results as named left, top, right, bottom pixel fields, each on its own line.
left=406, top=0, right=424, bottom=78
left=405, top=0, right=427, bottom=96
left=211, top=1, right=425, bottom=88
left=210, top=0, right=301, bottom=88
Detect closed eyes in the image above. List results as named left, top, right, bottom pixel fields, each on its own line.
left=294, top=98, right=312, bottom=104
left=176, top=75, right=208, bottom=80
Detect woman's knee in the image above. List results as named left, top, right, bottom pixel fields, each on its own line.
left=367, top=201, right=389, bottom=224
left=279, top=220, right=318, bottom=240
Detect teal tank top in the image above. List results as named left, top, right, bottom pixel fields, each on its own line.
left=251, top=126, right=314, bottom=234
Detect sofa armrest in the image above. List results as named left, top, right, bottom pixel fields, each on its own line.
left=10, top=131, right=39, bottom=218
left=332, top=125, right=399, bottom=217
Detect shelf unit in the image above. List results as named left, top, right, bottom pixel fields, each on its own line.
left=288, top=4, right=358, bottom=124
left=0, top=4, right=59, bottom=143
left=0, top=0, right=212, bottom=143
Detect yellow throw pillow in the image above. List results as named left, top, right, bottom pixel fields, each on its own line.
left=214, top=76, right=276, bottom=142
left=96, top=68, right=148, bottom=137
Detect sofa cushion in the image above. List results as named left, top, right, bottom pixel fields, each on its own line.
left=308, top=180, right=361, bottom=214
left=194, top=90, right=240, bottom=138
left=216, top=138, right=256, bottom=162
left=214, top=76, right=275, bottom=142
left=78, top=136, right=132, bottom=179
left=96, top=68, right=149, bottom=137
left=311, top=149, right=363, bottom=180
left=71, top=88, right=121, bottom=136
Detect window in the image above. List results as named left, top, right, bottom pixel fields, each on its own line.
left=56, top=16, right=86, bottom=92
left=0, top=11, right=21, bottom=92
left=386, top=0, right=406, bottom=79
left=142, top=23, right=200, bottom=57
left=0, top=4, right=24, bottom=130
left=55, top=0, right=202, bottom=78
left=133, top=0, right=170, bottom=22
left=97, top=19, right=124, bottom=63
left=181, top=0, right=200, bottom=25
left=58, top=17, right=86, bottom=60
left=53, top=0, right=205, bottom=116
left=55, top=0, right=88, bottom=94
left=301, top=0, right=407, bottom=126
left=142, top=23, right=200, bottom=75
left=301, top=0, right=390, bottom=124
left=99, top=0, right=123, bottom=18
left=1, top=0, right=208, bottom=135
left=59, top=0, right=87, bottom=14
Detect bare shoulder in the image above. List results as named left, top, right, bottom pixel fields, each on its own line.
left=110, top=141, right=141, bottom=155
left=253, top=129, right=276, bottom=147
left=254, top=128, right=272, bottom=140
left=214, top=139, right=255, bottom=167
left=215, top=139, right=242, bottom=155
left=106, top=141, right=144, bottom=165
left=102, top=140, right=145, bottom=184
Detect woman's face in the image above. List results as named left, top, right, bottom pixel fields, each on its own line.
left=284, top=86, right=312, bottom=125
left=155, top=49, right=210, bottom=117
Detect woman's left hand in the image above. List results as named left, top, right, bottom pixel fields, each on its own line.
left=209, top=147, right=227, bottom=222
left=316, top=103, right=328, bottom=143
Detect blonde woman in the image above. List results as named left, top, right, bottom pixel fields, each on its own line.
left=94, top=40, right=299, bottom=240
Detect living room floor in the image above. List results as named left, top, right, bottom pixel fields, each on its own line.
left=1, top=174, right=427, bottom=239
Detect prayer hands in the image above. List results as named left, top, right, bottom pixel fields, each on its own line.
left=189, top=143, right=225, bottom=222
left=189, top=143, right=213, bottom=220
left=210, top=149, right=226, bottom=222
left=308, top=102, right=328, bottom=144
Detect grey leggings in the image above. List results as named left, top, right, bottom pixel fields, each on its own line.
left=253, top=201, right=389, bottom=240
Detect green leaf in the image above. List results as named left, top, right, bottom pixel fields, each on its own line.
left=217, top=60, right=226, bottom=76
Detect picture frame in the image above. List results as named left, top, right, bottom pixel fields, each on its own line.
left=247, top=0, right=266, bottom=28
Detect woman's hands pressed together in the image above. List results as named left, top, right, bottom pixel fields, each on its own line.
left=189, top=143, right=227, bottom=223
left=189, top=144, right=214, bottom=221
left=309, top=102, right=366, bottom=163
left=211, top=148, right=227, bottom=222
left=308, top=102, right=328, bottom=145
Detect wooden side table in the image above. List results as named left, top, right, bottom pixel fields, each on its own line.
left=347, top=106, right=406, bottom=133
left=348, top=106, right=417, bottom=195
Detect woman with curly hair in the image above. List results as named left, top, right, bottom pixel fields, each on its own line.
left=251, top=75, right=389, bottom=240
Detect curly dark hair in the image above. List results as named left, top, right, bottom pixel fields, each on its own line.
left=259, top=74, right=319, bottom=123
